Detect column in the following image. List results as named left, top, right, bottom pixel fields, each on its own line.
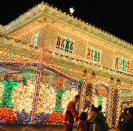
left=30, top=64, right=44, bottom=124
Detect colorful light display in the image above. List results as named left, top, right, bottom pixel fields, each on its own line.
left=0, top=2, right=133, bottom=129
left=87, top=47, right=101, bottom=63
left=115, top=56, right=130, bottom=73
left=47, top=111, right=64, bottom=123
left=0, top=79, right=18, bottom=108
left=0, top=64, right=79, bottom=125
left=56, top=34, right=75, bottom=53
left=0, top=107, right=17, bottom=122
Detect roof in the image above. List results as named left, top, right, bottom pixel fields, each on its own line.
left=0, top=2, right=133, bottom=52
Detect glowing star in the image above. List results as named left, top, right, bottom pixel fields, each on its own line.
left=69, top=7, right=75, bottom=15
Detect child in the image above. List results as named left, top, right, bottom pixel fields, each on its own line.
left=77, top=112, right=88, bottom=131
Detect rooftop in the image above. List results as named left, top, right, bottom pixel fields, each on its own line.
left=0, top=2, right=133, bottom=52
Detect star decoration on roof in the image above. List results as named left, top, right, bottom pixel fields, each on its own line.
left=69, top=7, right=75, bottom=15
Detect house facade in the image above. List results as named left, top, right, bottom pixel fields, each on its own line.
left=0, top=2, right=133, bottom=128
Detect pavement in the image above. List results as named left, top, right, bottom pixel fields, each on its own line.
left=0, top=126, right=120, bottom=131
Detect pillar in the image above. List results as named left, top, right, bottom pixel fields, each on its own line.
left=30, top=64, right=44, bottom=124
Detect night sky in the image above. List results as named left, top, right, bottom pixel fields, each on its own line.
left=0, top=0, right=132, bottom=43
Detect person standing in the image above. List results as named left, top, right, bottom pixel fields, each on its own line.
left=77, top=112, right=88, bottom=131
left=118, top=107, right=128, bottom=127
left=119, top=107, right=133, bottom=131
left=64, top=95, right=80, bottom=131
left=88, top=106, right=108, bottom=131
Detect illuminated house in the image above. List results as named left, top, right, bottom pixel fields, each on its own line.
left=0, top=2, right=133, bottom=128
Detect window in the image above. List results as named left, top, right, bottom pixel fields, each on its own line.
left=87, top=47, right=101, bottom=63
left=56, top=34, right=75, bottom=53
left=30, top=33, right=39, bottom=46
left=115, top=56, right=130, bottom=72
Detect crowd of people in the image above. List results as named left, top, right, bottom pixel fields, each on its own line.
left=118, top=106, right=133, bottom=131
left=63, top=95, right=108, bottom=131
left=63, top=95, right=133, bottom=131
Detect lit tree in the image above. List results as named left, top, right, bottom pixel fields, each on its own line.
left=47, top=74, right=66, bottom=123
left=0, top=75, right=18, bottom=108
left=0, top=74, right=17, bottom=122
left=52, top=75, right=66, bottom=112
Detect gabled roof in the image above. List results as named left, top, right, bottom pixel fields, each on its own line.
left=0, top=2, right=133, bottom=52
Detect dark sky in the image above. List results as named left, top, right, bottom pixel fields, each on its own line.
left=0, top=0, right=132, bottom=43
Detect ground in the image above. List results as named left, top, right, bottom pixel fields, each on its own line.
left=0, top=125, right=119, bottom=131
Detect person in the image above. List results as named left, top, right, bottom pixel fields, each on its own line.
left=87, top=104, right=95, bottom=122
left=119, top=107, right=133, bottom=131
left=118, top=107, right=128, bottom=126
left=77, top=112, right=88, bottom=131
left=88, top=106, right=99, bottom=131
left=64, top=95, right=80, bottom=131
left=97, top=105, right=108, bottom=131
left=89, top=106, right=108, bottom=131
left=97, top=105, right=102, bottom=112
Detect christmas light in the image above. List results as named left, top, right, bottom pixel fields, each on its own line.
left=0, top=1, right=133, bottom=128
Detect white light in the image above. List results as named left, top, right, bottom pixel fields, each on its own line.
left=69, top=7, right=75, bottom=15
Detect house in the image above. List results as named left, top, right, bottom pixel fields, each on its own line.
left=0, top=2, right=133, bottom=128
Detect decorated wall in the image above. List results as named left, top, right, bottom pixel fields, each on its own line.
left=0, top=2, right=133, bottom=129
left=0, top=64, right=80, bottom=124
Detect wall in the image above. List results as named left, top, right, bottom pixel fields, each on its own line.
left=44, top=17, right=133, bottom=76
